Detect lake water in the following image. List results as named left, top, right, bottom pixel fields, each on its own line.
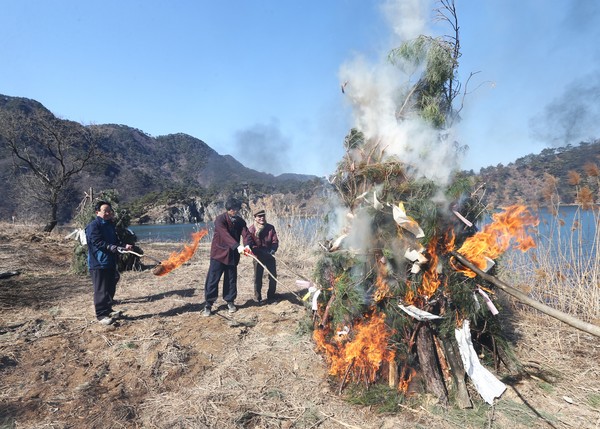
left=130, top=223, right=210, bottom=243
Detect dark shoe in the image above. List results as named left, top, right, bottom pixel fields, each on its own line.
left=227, top=302, right=237, bottom=313
left=203, top=306, right=212, bottom=317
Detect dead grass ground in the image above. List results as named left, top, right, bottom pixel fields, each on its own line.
left=0, top=224, right=599, bottom=429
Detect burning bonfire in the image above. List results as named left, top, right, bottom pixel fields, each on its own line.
left=309, top=133, right=540, bottom=407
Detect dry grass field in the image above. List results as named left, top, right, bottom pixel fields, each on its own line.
left=1, top=222, right=599, bottom=428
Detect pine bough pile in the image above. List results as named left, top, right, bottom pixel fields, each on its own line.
left=310, top=132, right=537, bottom=407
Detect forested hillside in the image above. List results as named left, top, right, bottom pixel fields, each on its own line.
left=0, top=95, right=323, bottom=225
left=473, top=140, right=600, bottom=208
left=1, top=94, right=598, bottom=227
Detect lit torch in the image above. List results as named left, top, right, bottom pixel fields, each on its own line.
left=152, top=230, right=208, bottom=276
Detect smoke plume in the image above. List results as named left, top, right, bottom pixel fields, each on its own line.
left=338, top=0, right=461, bottom=187
left=530, top=73, right=600, bottom=147
left=233, top=119, right=292, bottom=175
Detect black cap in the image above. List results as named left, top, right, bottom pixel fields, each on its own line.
left=225, top=197, right=242, bottom=211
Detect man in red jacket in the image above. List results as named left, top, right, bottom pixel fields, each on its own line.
left=203, top=197, right=249, bottom=317
left=245, top=209, right=279, bottom=305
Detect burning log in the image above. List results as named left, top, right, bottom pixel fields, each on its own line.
left=451, top=250, right=600, bottom=338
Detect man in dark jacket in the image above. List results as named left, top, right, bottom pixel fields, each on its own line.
left=203, top=197, right=250, bottom=317
left=85, top=201, right=132, bottom=325
left=245, top=209, right=279, bottom=305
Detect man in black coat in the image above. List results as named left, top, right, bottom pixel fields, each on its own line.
left=203, top=197, right=250, bottom=316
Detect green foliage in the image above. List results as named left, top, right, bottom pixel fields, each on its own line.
left=346, top=383, right=405, bottom=413
left=587, top=393, right=600, bottom=409
left=388, top=35, right=458, bottom=128
left=343, top=128, right=366, bottom=151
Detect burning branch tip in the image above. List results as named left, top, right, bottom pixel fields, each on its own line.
left=152, top=264, right=166, bottom=276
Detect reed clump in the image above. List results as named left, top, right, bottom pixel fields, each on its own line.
left=498, top=204, right=600, bottom=323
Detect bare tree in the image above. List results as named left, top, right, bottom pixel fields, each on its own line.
left=0, top=106, right=101, bottom=232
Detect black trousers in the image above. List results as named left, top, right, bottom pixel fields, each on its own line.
left=253, top=254, right=277, bottom=301
left=90, top=268, right=119, bottom=319
left=204, top=258, right=237, bottom=306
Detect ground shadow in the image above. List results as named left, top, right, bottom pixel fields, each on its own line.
left=117, top=288, right=197, bottom=304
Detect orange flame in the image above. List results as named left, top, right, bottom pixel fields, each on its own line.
left=314, top=312, right=396, bottom=384
left=403, top=280, right=415, bottom=305
left=156, top=230, right=208, bottom=276
left=454, top=205, right=538, bottom=277
left=418, top=236, right=442, bottom=299
left=398, top=364, right=417, bottom=393
left=373, top=257, right=392, bottom=303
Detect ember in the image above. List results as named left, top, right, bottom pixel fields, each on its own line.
left=153, top=230, right=208, bottom=276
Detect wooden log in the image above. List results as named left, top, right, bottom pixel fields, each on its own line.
left=451, top=251, right=600, bottom=338
left=416, top=323, right=448, bottom=405
left=439, top=335, right=472, bottom=409
left=388, top=359, right=398, bottom=388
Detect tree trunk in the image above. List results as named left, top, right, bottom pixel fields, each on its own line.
left=43, top=220, right=57, bottom=233
left=43, top=199, right=59, bottom=233
left=416, top=323, right=448, bottom=405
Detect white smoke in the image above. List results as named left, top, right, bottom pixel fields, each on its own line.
left=339, top=0, right=462, bottom=187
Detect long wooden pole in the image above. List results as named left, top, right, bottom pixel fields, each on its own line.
left=451, top=251, right=600, bottom=338
left=245, top=252, right=302, bottom=300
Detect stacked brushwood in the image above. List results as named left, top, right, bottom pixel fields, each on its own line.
left=311, top=130, right=518, bottom=407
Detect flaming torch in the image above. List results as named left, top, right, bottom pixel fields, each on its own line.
left=152, top=230, right=208, bottom=276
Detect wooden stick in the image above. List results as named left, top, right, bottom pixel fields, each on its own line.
left=245, top=252, right=302, bottom=300
left=451, top=251, right=600, bottom=338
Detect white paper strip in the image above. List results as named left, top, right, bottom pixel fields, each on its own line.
left=399, top=305, right=442, bottom=321
left=455, top=320, right=506, bottom=404
left=483, top=256, right=495, bottom=273
left=477, top=288, right=499, bottom=315
left=404, top=248, right=427, bottom=264
left=330, top=234, right=347, bottom=251
left=373, top=191, right=384, bottom=210
left=452, top=210, right=473, bottom=227
left=312, top=289, right=321, bottom=311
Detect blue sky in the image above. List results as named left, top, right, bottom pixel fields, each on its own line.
left=2, top=1, right=599, bottom=178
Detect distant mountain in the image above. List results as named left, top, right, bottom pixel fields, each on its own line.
left=3, top=94, right=597, bottom=224
left=0, top=94, right=322, bottom=222
left=473, top=140, right=600, bottom=208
